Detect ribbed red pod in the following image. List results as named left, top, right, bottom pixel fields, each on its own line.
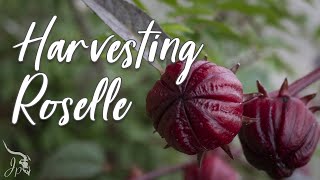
left=239, top=80, right=320, bottom=178
left=146, top=60, right=243, bottom=155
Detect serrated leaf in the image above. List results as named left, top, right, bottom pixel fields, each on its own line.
left=39, top=141, right=105, bottom=179
left=82, top=0, right=173, bottom=69
left=217, top=2, right=276, bottom=17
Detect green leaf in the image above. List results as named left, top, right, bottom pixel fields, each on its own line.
left=216, top=1, right=283, bottom=27
left=315, top=26, right=320, bottom=40
left=160, top=0, right=178, bottom=7
left=266, top=54, right=295, bottom=75
left=169, top=6, right=214, bottom=16
left=188, top=19, right=248, bottom=44
left=305, top=0, right=314, bottom=5
left=39, top=141, right=105, bottom=179
left=161, top=23, right=194, bottom=35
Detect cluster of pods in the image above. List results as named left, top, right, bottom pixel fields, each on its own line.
left=146, top=59, right=320, bottom=179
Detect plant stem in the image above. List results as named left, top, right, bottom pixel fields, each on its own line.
left=270, top=67, right=320, bottom=96
left=135, top=161, right=192, bottom=180
left=289, top=67, right=320, bottom=96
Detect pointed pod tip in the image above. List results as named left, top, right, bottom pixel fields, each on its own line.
left=279, top=78, right=289, bottom=96
left=256, top=80, right=268, bottom=96
left=309, top=106, right=320, bottom=113
left=256, top=80, right=261, bottom=86
left=230, top=63, right=240, bottom=74
left=301, top=93, right=317, bottom=105
left=197, top=151, right=206, bottom=168
left=204, top=55, right=208, bottom=61
left=221, top=145, right=234, bottom=160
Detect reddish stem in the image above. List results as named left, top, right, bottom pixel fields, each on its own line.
left=135, top=161, right=192, bottom=180
left=270, top=67, right=320, bottom=96
left=289, top=67, right=320, bottom=95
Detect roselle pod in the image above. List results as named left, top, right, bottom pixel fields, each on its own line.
left=146, top=59, right=257, bottom=157
left=239, top=79, right=320, bottom=179
left=184, top=153, right=239, bottom=180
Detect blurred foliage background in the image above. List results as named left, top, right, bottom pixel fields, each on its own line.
left=0, top=0, right=320, bottom=179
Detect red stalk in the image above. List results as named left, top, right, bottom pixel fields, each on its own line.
left=135, top=161, right=192, bottom=180
left=270, top=67, right=320, bottom=96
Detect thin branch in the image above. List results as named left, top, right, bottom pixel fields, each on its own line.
left=269, top=67, right=320, bottom=96
left=135, top=161, right=192, bottom=180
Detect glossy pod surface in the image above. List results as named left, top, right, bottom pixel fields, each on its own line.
left=239, top=81, right=320, bottom=178
left=146, top=60, right=243, bottom=155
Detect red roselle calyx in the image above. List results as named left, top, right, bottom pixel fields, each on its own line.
left=146, top=59, right=258, bottom=158
left=184, top=153, right=239, bottom=180
left=239, top=74, right=320, bottom=178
